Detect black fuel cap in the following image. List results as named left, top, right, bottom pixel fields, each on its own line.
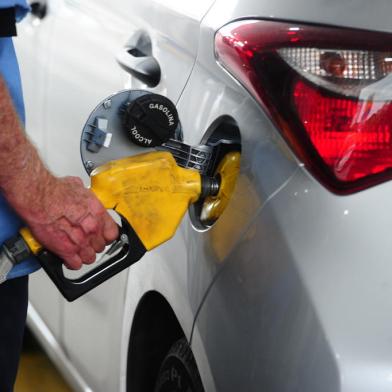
left=122, top=93, right=179, bottom=147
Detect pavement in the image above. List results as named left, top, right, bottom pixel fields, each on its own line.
left=15, top=328, right=73, bottom=392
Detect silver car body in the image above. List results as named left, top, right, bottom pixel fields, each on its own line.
left=14, top=0, right=392, bottom=391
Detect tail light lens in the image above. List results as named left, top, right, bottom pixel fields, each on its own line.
left=215, top=20, right=392, bottom=193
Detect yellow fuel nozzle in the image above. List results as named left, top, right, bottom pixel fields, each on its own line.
left=90, top=151, right=205, bottom=250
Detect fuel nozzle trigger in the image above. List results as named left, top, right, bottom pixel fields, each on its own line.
left=36, top=217, right=146, bottom=301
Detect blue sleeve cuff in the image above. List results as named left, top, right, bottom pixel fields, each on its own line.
left=7, top=258, right=41, bottom=279
left=0, top=1, right=30, bottom=22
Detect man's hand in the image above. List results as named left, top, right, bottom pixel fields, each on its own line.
left=20, top=176, right=119, bottom=270
left=0, top=77, right=118, bottom=269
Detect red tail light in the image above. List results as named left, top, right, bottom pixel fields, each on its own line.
left=215, top=20, right=392, bottom=193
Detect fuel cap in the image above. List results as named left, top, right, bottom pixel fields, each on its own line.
left=122, top=93, right=179, bottom=147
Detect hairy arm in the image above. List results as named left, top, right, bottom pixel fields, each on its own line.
left=0, top=77, right=118, bottom=269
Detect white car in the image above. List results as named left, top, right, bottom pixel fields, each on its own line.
left=16, top=0, right=392, bottom=391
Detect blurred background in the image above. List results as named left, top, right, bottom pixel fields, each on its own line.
left=15, top=328, right=72, bottom=392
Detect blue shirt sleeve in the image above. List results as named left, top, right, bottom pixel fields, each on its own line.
left=0, top=0, right=30, bottom=22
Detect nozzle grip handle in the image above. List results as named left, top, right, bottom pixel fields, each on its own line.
left=37, top=218, right=146, bottom=301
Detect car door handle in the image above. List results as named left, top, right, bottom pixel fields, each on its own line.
left=116, top=47, right=161, bottom=87
left=30, top=1, right=47, bottom=19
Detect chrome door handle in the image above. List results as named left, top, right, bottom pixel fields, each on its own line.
left=116, top=47, right=161, bottom=87
left=30, top=1, right=47, bottom=19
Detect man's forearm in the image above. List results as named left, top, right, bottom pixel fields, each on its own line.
left=0, top=77, right=54, bottom=222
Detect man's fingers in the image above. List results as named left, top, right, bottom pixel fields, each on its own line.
left=79, top=214, right=99, bottom=235
left=79, top=211, right=118, bottom=248
left=78, top=246, right=96, bottom=265
left=67, top=225, right=89, bottom=247
left=90, top=235, right=106, bottom=254
left=103, top=215, right=119, bottom=242
left=63, top=253, right=83, bottom=270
